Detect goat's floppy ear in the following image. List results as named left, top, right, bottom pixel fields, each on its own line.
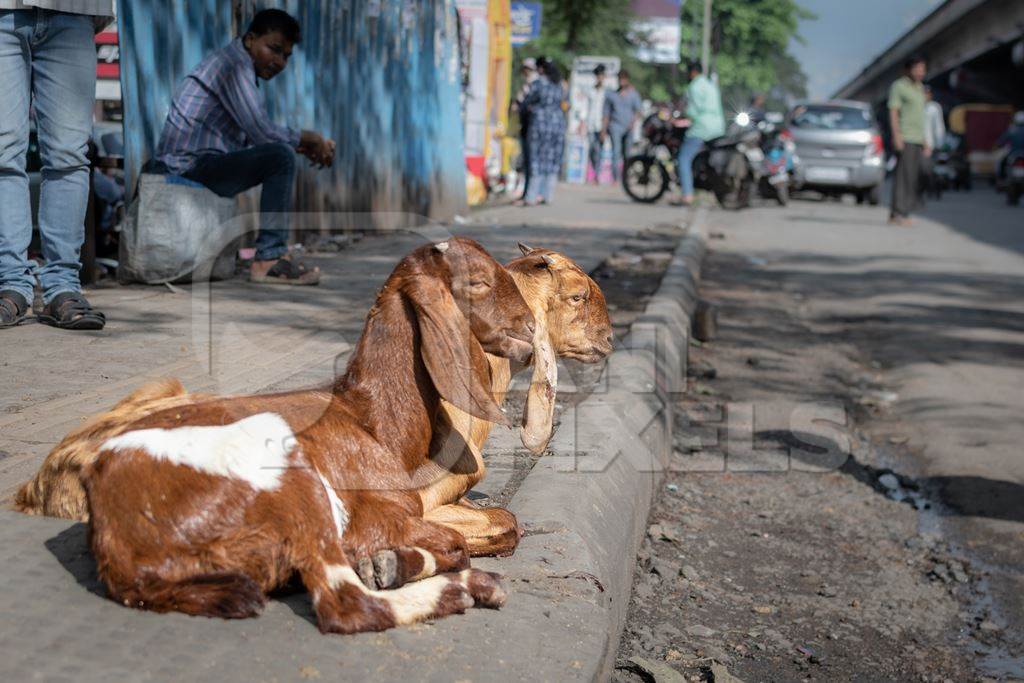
left=521, top=315, right=558, bottom=454
left=406, top=276, right=511, bottom=427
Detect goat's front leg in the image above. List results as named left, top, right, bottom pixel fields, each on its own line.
left=424, top=501, right=522, bottom=557
left=352, top=516, right=472, bottom=590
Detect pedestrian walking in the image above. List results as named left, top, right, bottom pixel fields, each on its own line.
left=154, top=9, right=335, bottom=286
left=0, top=1, right=115, bottom=330
left=887, top=55, right=929, bottom=226
left=921, top=85, right=946, bottom=199
left=673, top=61, right=725, bottom=207
left=923, top=86, right=945, bottom=152
left=512, top=57, right=539, bottom=199
left=584, top=64, right=608, bottom=183
left=602, top=69, right=643, bottom=181
left=517, top=58, right=566, bottom=207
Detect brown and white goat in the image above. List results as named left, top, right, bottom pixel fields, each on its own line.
left=81, top=238, right=535, bottom=633
left=418, top=244, right=613, bottom=557
left=15, top=247, right=613, bottom=555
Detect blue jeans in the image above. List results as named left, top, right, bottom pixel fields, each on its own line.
left=677, top=136, right=705, bottom=198
left=183, top=143, right=296, bottom=261
left=589, top=132, right=604, bottom=178
left=608, top=128, right=630, bottom=181
left=0, top=9, right=96, bottom=305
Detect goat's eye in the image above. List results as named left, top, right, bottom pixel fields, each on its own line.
left=469, top=280, right=491, bottom=290
left=571, top=294, right=584, bottom=303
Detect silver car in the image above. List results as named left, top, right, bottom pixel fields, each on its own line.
left=788, top=100, right=885, bottom=205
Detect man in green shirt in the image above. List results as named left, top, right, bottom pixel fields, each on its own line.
left=887, top=54, right=929, bottom=225
left=673, top=61, right=725, bottom=206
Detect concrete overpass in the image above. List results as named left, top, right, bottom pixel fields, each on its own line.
left=833, top=0, right=1024, bottom=107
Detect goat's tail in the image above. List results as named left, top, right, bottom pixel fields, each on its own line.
left=114, top=572, right=267, bottom=620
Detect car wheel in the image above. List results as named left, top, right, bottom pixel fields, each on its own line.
left=855, top=191, right=865, bottom=205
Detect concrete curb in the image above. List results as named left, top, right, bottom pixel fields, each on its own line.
left=497, top=208, right=709, bottom=681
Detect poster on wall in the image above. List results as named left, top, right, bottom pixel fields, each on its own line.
left=629, top=0, right=681, bottom=64
left=510, top=2, right=542, bottom=46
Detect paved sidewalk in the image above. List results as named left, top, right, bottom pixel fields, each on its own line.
left=0, top=183, right=690, bottom=681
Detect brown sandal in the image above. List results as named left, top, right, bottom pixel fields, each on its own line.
left=250, top=257, right=321, bottom=286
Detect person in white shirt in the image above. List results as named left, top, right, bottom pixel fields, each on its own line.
left=584, top=64, right=607, bottom=183
left=923, top=86, right=946, bottom=152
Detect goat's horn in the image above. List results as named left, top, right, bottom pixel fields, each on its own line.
left=541, top=254, right=556, bottom=266
left=434, top=241, right=450, bottom=253
left=517, top=242, right=533, bottom=256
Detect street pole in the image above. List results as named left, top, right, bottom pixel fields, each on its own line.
left=701, top=0, right=712, bottom=74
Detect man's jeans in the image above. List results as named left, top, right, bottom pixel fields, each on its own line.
left=0, top=9, right=96, bottom=305
left=589, top=132, right=604, bottom=179
left=608, top=128, right=631, bottom=181
left=677, top=136, right=705, bottom=198
left=184, top=143, right=296, bottom=262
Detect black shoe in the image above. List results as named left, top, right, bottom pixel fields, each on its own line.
left=37, top=292, right=106, bottom=330
left=0, top=290, right=30, bottom=328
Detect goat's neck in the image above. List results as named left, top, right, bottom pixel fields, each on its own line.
left=335, top=289, right=435, bottom=461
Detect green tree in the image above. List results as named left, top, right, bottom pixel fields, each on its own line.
left=680, top=0, right=814, bottom=110
left=514, top=0, right=813, bottom=112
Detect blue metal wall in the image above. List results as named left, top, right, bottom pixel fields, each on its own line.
left=117, top=0, right=467, bottom=221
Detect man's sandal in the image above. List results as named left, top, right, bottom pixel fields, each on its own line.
left=38, top=292, right=106, bottom=330
left=0, top=290, right=30, bottom=329
left=250, top=257, right=321, bottom=286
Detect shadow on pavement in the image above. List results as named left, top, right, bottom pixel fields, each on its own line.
left=44, top=522, right=106, bottom=599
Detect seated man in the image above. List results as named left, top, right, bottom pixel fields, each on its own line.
left=155, top=8, right=335, bottom=286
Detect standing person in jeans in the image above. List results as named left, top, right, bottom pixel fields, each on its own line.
left=0, top=2, right=113, bottom=330
left=517, top=58, right=565, bottom=207
left=155, top=9, right=335, bottom=286
left=673, top=61, right=725, bottom=207
left=887, top=55, right=928, bottom=226
left=602, top=69, right=643, bottom=181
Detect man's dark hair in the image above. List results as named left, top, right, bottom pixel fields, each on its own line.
left=247, top=9, right=301, bottom=44
left=618, top=68, right=631, bottom=81
left=593, top=64, right=606, bottom=76
left=687, top=60, right=703, bottom=75
left=904, top=53, right=926, bottom=70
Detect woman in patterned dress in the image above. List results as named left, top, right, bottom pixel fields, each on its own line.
left=518, top=58, right=566, bottom=206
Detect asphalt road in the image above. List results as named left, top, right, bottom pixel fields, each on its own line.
left=683, top=185, right=1024, bottom=678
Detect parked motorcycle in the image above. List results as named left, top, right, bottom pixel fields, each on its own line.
left=622, top=109, right=754, bottom=209
left=753, top=115, right=797, bottom=206
left=1005, top=151, right=1024, bottom=206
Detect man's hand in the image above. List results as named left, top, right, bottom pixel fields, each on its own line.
left=893, top=135, right=904, bottom=153
left=298, top=131, right=336, bottom=168
left=672, top=117, right=692, bottom=128
left=923, top=145, right=932, bottom=158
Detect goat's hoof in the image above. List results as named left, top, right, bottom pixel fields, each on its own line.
left=356, top=556, right=377, bottom=589
left=372, top=550, right=398, bottom=589
left=464, top=569, right=507, bottom=609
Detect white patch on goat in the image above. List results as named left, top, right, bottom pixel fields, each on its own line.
left=315, top=471, right=349, bottom=539
left=102, top=413, right=296, bottom=491
left=408, top=547, right=437, bottom=582
left=324, top=563, right=465, bottom=625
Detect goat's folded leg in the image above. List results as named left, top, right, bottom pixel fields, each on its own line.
left=301, top=550, right=504, bottom=634
left=352, top=516, right=472, bottom=590
left=423, top=501, right=522, bottom=558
